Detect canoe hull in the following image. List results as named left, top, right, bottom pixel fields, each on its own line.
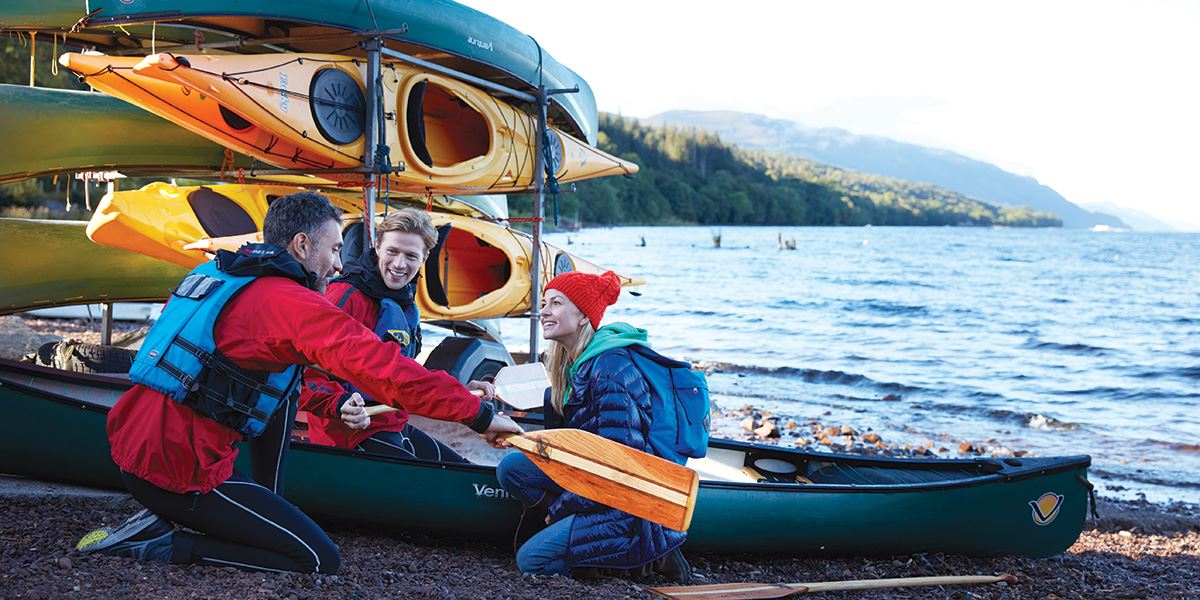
left=0, top=358, right=1091, bottom=557
left=0, top=84, right=254, bottom=184
left=59, top=52, right=636, bottom=194
left=0, top=218, right=187, bottom=316
left=690, top=462, right=1088, bottom=557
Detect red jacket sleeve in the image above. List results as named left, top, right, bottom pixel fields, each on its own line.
left=221, top=278, right=482, bottom=424
left=298, top=367, right=350, bottom=419
left=297, top=283, right=375, bottom=419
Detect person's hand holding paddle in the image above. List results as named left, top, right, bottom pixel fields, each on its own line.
left=339, top=392, right=370, bottom=430
left=466, top=380, right=497, bottom=402
left=480, top=412, right=523, bottom=448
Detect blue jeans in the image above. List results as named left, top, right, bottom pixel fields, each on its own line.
left=496, top=452, right=562, bottom=507
left=497, top=453, right=574, bottom=574
left=515, top=515, right=575, bottom=575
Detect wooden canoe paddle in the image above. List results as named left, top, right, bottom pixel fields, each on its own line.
left=648, top=574, right=1017, bottom=599
left=365, top=400, right=699, bottom=531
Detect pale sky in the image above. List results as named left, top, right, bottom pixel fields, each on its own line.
left=459, top=0, right=1200, bottom=230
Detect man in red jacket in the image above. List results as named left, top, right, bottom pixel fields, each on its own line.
left=301, top=208, right=490, bottom=462
left=76, top=192, right=522, bottom=573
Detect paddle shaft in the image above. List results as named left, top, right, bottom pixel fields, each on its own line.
left=363, top=390, right=484, bottom=417
left=649, top=574, right=1017, bottom=599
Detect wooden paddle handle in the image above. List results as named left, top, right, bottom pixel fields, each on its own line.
left=363, top=389, right=484, bottom=417
left=802, top=574, right=1017, bottom=593
left=649, top=574, right=1017, bottom=599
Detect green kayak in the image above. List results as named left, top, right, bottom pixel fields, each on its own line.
left=0, top=355, right=1092, bottom=558
left=0, top=0, right=597, bottom=144
left=0, top=219, right=186, bottom=315
left=0, top=84, right=256, bottom=184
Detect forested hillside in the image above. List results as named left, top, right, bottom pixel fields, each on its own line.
left=649, top=110, right=1120, bottom=228
left=511, top=115, right=1059, bottom=227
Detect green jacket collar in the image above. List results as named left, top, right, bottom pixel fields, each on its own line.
left=562, top=322, right=649, bottom=405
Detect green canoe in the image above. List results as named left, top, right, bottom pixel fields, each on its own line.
left=0, top=219, right=186, bottom=315
left=0, top=84, right=256, bottom=184
left=0, top=356, right=1092, bottom=557
left=0, top=0, right=598, bottom=144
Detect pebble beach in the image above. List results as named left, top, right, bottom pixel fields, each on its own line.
left=1, top=478, right=1197, bottom=599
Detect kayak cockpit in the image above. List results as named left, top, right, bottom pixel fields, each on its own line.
left=405, top=80, right=491, bottom=169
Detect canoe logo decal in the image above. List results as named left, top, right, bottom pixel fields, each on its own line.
left=1029, top=492, right=1064, bottom=526
left=467, top=36, right=494, bottom=52
left=279, top=73, right=289, bottom=113
left=472, top=484, right=511, bottom=499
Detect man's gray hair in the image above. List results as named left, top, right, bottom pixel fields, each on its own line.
left=262, top=191, right=341, bottom=248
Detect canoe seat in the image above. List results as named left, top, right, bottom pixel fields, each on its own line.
left=806, top=463, right=979, bottom=486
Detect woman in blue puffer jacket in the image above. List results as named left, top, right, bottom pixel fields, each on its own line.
left=496, top=270, right=692, bottom=582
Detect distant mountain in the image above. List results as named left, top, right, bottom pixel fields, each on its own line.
left=645, top=110, right=1126, bottom=229
left=509, top=115, right=1060, bottom=228
left=1079, top=202, right=1174, bottom=231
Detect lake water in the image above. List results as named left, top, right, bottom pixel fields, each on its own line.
left=499, top=226, right=1200, bottom=505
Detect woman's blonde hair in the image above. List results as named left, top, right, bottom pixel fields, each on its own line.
left=545, top=323, right=596, bottom=416
left=376, top=208, right=438, bottom=252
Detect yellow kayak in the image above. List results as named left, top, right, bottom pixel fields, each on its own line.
left=87, top=183, right=643, bottom=321
left=59, top=52, right=638, bottom=194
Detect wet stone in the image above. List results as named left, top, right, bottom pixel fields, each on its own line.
left=754, top=422, right=780, bottom=439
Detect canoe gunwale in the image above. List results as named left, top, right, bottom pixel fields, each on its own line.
left=702, top=437, right=1092, bottom=493
left=0, top=358, right=132, bottom=391
left=0, top=357, right=1092, bottom=496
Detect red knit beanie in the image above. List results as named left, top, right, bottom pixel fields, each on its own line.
left=544, top=270, right=622, bottom=330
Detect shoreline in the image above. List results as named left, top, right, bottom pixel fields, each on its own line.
left=1, top=476, right=1196, bottom=599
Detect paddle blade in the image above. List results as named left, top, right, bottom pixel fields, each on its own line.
left=508, top=429, right=699, bottom=531
left=647, top=582, right=806, bottom=600
left=492, top=362, right=549, bottom=410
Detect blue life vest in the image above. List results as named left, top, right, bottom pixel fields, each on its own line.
left=129, top=249, right=305, bottom=437
left=335, top=287, right=421, bottom=359
left=374, top=297, right=421, bottom=359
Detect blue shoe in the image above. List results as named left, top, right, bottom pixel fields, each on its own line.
left=76, top=508, right=175, bottom=562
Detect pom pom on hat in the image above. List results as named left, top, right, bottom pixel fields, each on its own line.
left=544, top=270, right=621, bottom=330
